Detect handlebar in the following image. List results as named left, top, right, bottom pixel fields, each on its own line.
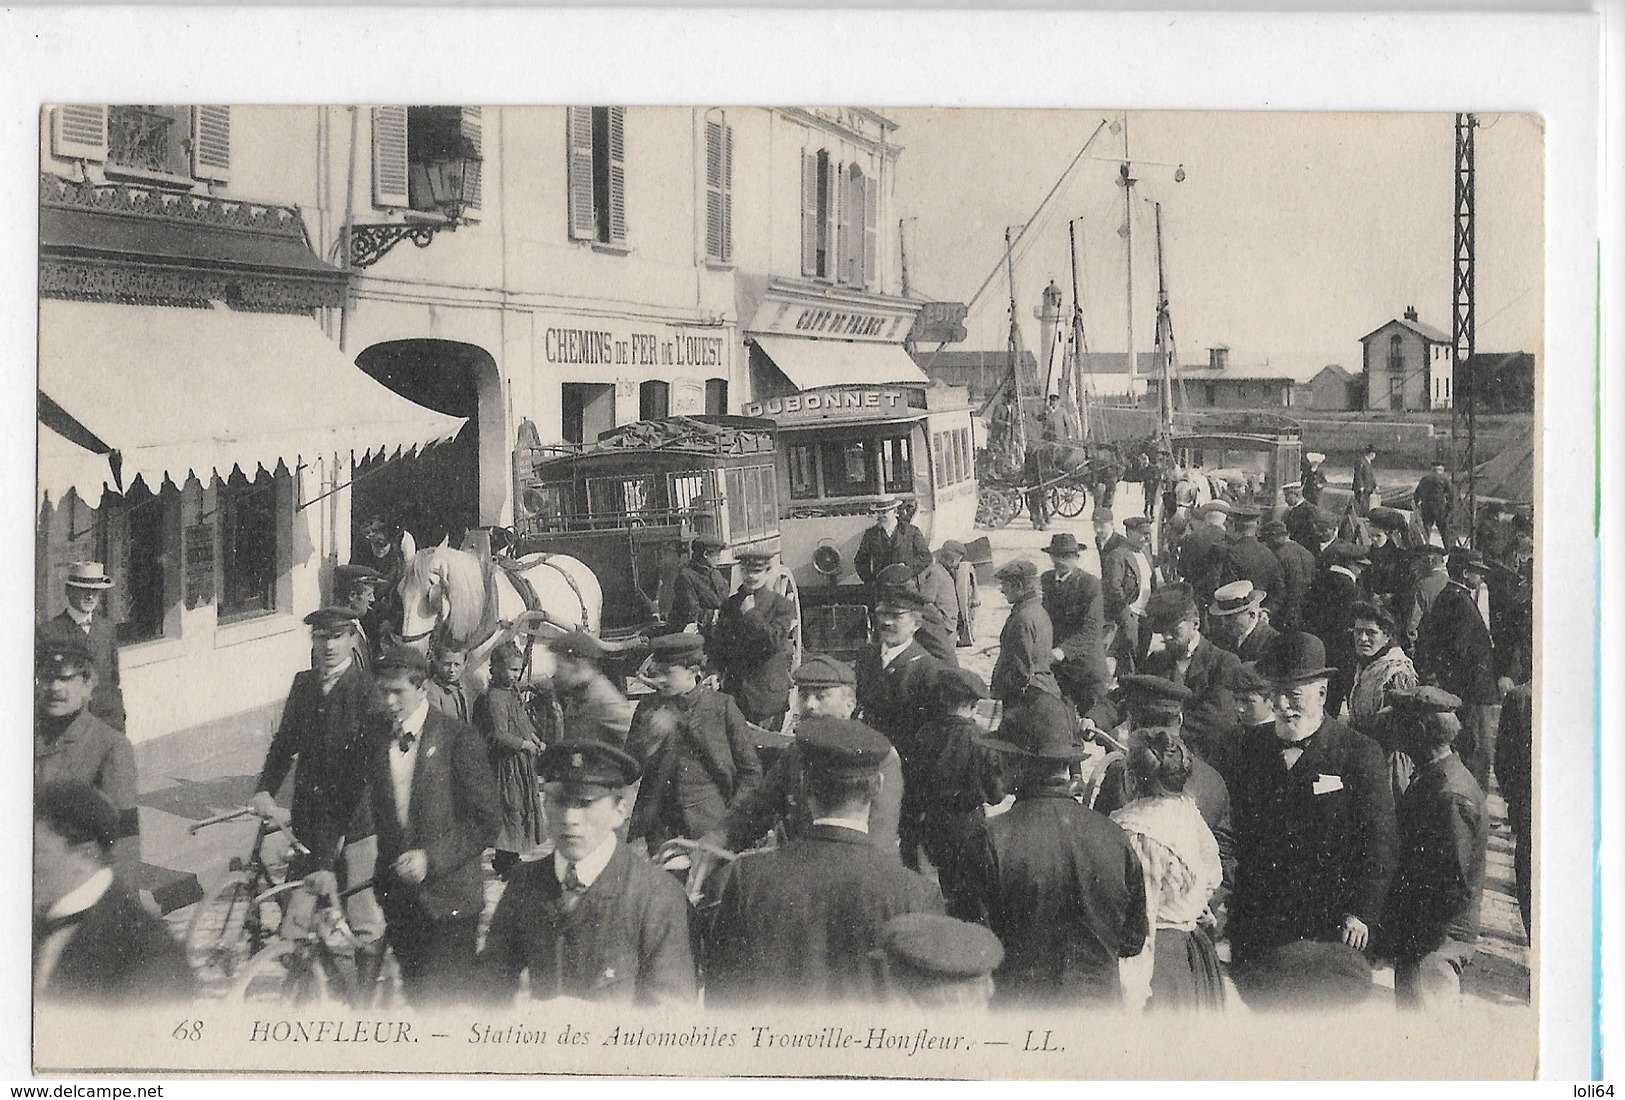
left=188, top=806, right=311, bottom=857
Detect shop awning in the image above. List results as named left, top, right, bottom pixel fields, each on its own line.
left=38, top=421, right=115, bottom=506
left=751, top=334, right=929, bottom=391
left=38, top=300, right=465, bottom=494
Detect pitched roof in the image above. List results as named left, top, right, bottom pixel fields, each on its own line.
left=1359, top=316, right=1452, bottom=345
left=1310, top=364, right=1355, bottom=382
left=1174, top=360, right=1319, bottom=382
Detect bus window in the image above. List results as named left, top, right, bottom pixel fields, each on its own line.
left=932, top=431, right=947, bottom=486
left=725, top=467, right=749, bottom=537
left=880, top=433, right=914, bottom=494
left=755, top=466, right=781, bottom=535
left=668, top=471, right=712, bottom=513
left=787, top=442, right=820, bottom=500
left=821, top=438, right=877, bottom=497
left=588, top=475, right=656, bottom=522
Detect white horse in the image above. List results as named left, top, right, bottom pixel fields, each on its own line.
left=396, top=542, right=604, bottom=697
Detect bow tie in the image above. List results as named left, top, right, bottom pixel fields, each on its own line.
left=1279, top=734, right=1316, bottom=754
left=395, top=728, right=417, bottom=752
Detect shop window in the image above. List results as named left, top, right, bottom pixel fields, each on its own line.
left=566, top=106, right=627, bottom=245
left=802, top=149, right=836, bottom=279
left=704, top=117, right=733, bottom=263
left=218, top=469, right=282, bottom=620
left=51, top=105, right=230, bottom=184
left=705, top=378, right=729, bottom=416
left=96, top=481, right=181, bottom=644
left=640, top=379, right=671, bottom=421
left=372, top=106, right=483, bottom=214
left=787, top=442, right=820, bottom=500
left=819, top=438, right=877, bottom=497
left=879, top=433, right=914, bottom=495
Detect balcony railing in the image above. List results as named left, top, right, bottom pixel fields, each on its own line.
left=1387, top=355, right=1406, bottom=372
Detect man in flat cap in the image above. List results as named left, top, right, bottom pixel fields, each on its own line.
left=1176, top=500, right=1232, bottom=610
left=1101, top=515, right=1158, bottom=672
left=874, top=562, right=958, bottom=666
left=346, top=647, right=499, bottom=1008
left=252, top=607, right=384, bottom=950
left=1226, top=633, right=1397, bottom=989
left=876, top=913, right=1003, bottom=1010
left=35, top=631, right=141, bottom=894
left=711, top=548, right=798, bottom=727
left=37, top=561, right=125, bottom=732
left=1378, top=687, right=1488, bottom=1009
left=1403, top=542, right=1452, bottom=652
left=989, top=558, right=1063, bottom=718
left=950, top=719, right=1147, bottom=1007
left=626, top=633, right=762, bottom=852
left=1302, top=540, right=1372, bottom=714
left=907, top=667, right=1006, bottom=901
left=936, top=539, right=980, bottom=648
left=1139, top=584, right=1243, bottom=772
left=1262, top=518, right=1316, bottom=632
left=667, top=534, right=729, bottom=637
left=1413, top=462, right=1455, bottom=546
left=33, top=781, right=193, bottom=1007
left=705, top=717, right=942, bottom=1006
left=1220, top=507, right=1285, bottom=622
left=547, top=630, right=635, bottom=750
left=334, top=562, right=385, bottom=669
left=479, top=741, right=698, bottom=1006
left=855, top=585, right=946, bottom=787
left=1039, top=533, right=1111, bottom=716
left=1208, top=580, right=1279, bottom=664
left=854, top=496, right=932, bottom=595
left=704, top=656, right=904, bottom=865
left=1414, top=549, right=1501, bottom=787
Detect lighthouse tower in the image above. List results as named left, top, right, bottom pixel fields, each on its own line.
left=1034, top=279, right=1064, bottom=396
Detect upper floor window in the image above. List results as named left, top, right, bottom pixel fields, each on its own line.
left=704, top=117, right=734, bottom=263
left=1387, top=333, right=1405, bottom=371
left=50, top=105, right=231, bottom=185
left=802, top=149, right=835, bottom=280
left=372, top=106, right=483, bottom=215
left=567, top=107, right=627, bottom=246
left=841, top=163, right=877, bottom=289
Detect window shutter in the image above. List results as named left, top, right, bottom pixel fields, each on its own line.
left=721, top=122, right=733, bottom=263
left=566, top=107, right=596, bottom=240
left=190, top=106, right=232, bottom=183
left=705, top=119, right=725, bottom=260
left=460, top=105, right=483, bottom=211
left=800, top=152, right=818, bottom=276
left=606, top=106, right=627, bottom=244
left=372, top=106, right=410, bottom=208
left=863, top=172, right=878, bottom=290
left=52, top=105, right=108, bottom=161
left=830, top=162, right=846, bottom=283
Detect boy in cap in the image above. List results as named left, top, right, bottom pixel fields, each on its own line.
left=425, top=641, right=471, bottom=724
left=876, top=913, right=1003, bottom=1010
left=626, top=633, right=762, bottom=852
left=33, top=781, right=194, bottom=1006
left=1378, top=687, right=1488, bottom=1009
left=705, top=717, right=942, bottom=1006
left=252, top=608, right=384, bottom=946
left=907, top=668, right=1006, bottom=899
left=37, top=561, right=125, bottom=732
left=478, top=741, right=698, bottom=1006
left=1261, top=517, right=1316, bottom=632
left=667, top=534, right=729, bottom=636
left=1039, top=533, right=1111, bottom=714
left=35, top=632, right=141, bottom=893
left=1226, top=632, right=1398, bottom=983
left=950, top=720, right=1148, bottom=1006
left=711, top=548, right=799, bottom=727
left=548, top=630, right=634, bottom=749
left=989, top=558, right=1062, bottom=714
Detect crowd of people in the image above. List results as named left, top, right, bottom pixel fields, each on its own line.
left=33, top=460, right=1534, bottom=1018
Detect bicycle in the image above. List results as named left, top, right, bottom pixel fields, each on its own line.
left=184, top=806, right=307, bottom=990
left=230, top=878, right=402, bottom=1009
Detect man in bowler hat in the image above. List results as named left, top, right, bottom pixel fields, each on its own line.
left=1039, top=532, right=1111, bottom=715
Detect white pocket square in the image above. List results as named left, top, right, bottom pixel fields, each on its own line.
left=1312, top=774, right=1344, bottom=795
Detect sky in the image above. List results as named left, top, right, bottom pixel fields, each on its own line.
left=889, top=109, right=1545, bottom=375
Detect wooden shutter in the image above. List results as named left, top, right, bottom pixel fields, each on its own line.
left=862, top=172, right=878, bottom=290
left=190, top=106, right=231, bottom=182
left=566, top=107, right=596, bottom=240
left=606, top=106, right=627, bottom=244
left=372, top=106, right=410, bottom=208
left=721, top=122, right=733, bottom=262
left=705, top=119, right=725, bottom=260
left=800, top=152, right=818, bottom=276
left=460, top=105, right=483, bottom=212
left=830, top=162, right=846, bottom=283
left=52, top=105, right=108, bottom=161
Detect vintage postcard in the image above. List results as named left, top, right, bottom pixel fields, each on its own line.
left=7, top=7, right=1605, bottom=1084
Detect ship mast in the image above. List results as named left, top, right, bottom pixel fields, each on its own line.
left=1152, top=202, right=1182, bottom=437
left=1067, top=218, right=1090, bottom=440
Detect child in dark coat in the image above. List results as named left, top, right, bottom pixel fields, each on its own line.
left=474, top=642, right=545, bottom=879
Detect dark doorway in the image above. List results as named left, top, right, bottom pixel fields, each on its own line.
left=562, top=382, right=617, bottom=444
left=639, top=379, right=670, bottom=421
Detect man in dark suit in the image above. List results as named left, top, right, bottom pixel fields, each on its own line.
left=1101, top=516, right=1157, bottom=671
left=854, top=497, right=932, bottom=593
left=1139, top=584, right=1242, bottom=772
left=1302, top=540, right=1371, bottom=714
left=951, top=715, right=1147, bottom=1006
left=873, top=562, right=958, bottom=666
left=359, top=648, right=500, bottom=1008
left=35, top=632, right=141, bottom=894
left=626, top=633, right=763, bottom=849
left=667, top=535, right=729, bottom=636
left=37, top=561, right=125, bottom=732
left=1262, top=519, right=1317, bottom=632
left=711, top=548, right=797, bottom=728
left=1405, top=543, right=1452, bottom=653
left=33, top=781, right=193, bottom=1006
left=1176, top=501, right=1232, bottom=609
left=252, top=607, right=383, bottom=946
left=705, top=718, right=943, bottom=1005
left=479, top=740, right=698, bottom=1005
left=1300, top=453, right=1328, bottom=507
left=989, top=558, right=1063, bottom=718
left=1227, top=633, right=1398, bottom=993
left=1413, top=463, right=1455, bottom=545
left=1280, top=482, right=1317, bottom=547
left=855, top=587, right=945, bottom=764
left=1208, top=581, right=1280, bottom=663
left=1414, top=550, right=1501, bottom=787
left=1039, top=532, right=1111, bottom=715
left=1378, top=688, right=1488, bottom=1009
left=1352, top=444, right=1379, bottom=517
left=1220, top=508, right=1285, bottom=621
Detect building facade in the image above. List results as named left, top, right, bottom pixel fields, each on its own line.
left=1302, top=364, right=1361, bottom=411
left=1359, top=308, right=1453, bottom=411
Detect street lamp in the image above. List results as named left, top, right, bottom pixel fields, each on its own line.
left=347, top=131, right=482, bottom=269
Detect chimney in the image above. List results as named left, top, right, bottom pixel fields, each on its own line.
left=1404, top=305, right=1419, bottom=322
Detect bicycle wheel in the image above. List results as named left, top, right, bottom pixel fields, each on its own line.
left=231, top=941, right=346, bottom=1008
left=184, top=877, right=271, bottom=989
left=1049, top=482, right=1089, bottom=519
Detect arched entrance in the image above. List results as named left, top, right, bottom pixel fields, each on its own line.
left=353, top=339, right=503, bottom=552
